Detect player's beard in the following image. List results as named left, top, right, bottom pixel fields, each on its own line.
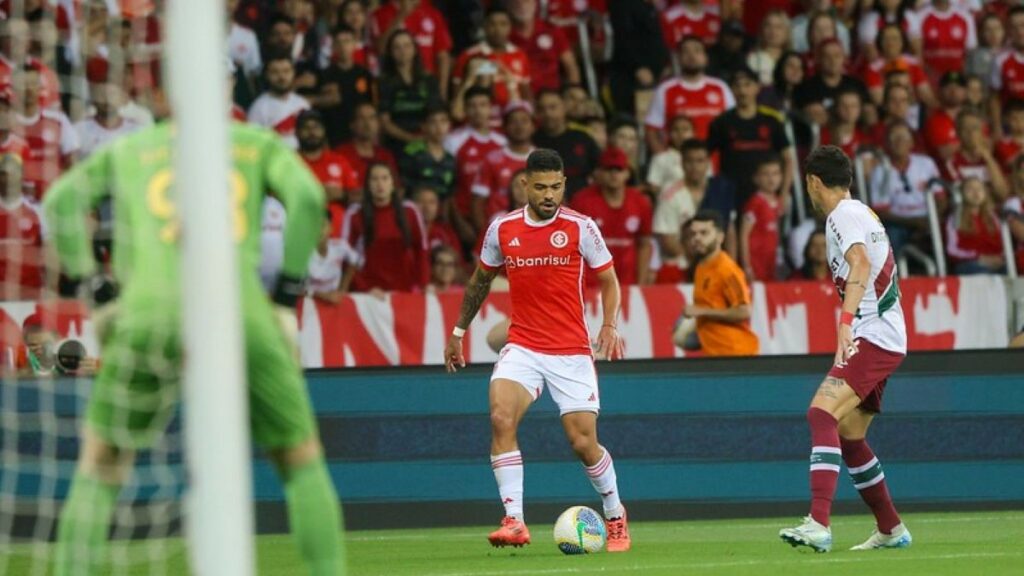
left=529, top=197, right=559, bottom=220
left=298, top=137, right=324, bottom=153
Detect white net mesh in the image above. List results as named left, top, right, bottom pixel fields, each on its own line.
left=0, top=1, right=187, bottom=574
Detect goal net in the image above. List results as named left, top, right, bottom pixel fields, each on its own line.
left=0, top=1, right=246, bottom=574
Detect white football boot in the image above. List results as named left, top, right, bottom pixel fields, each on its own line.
left=779, top=516, right=833, bottom=553
left=850, top=523, right=913, bottom=550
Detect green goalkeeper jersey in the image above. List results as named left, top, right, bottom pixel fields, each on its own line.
left=43, top=122, right=325, bottom=307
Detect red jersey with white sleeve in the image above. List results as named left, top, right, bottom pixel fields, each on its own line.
left=645, top=76, right=735, bottom=140
left=453, top=43, right=530, bottom=109
left=479, top=207, right=613, bottom=355
left=991, top=50, right=1024, bottom=103
left=994, top=137, right=1024, bottom=172
left=947, top=151, right=994, bottom=186
left=945, top=211, right=1003, bottom=264
left=444, top=126, right=508, bottom=215
left=742, top=191, right=784, bottom=282
left=510, top=20, right=571, bottom=93
left=246, top=92, right=310, bottom=149
left=864, top=56, right=929, bottom=91
left=0, top=57, right=61, bottom=110
left=0, top=198, right=45, bottom=294
left=909, top=5, right=977, bottom=77
left=370, top=1, right=453, bottom=74
left=570, top=185, right=653, bottom=286
left=15, top=110, right=79, bottom=202
left=660, top=4, right=721, bottom=48
left=303, top=150, right=359, bottom=194
left=472, top=147, right=530, bottom=222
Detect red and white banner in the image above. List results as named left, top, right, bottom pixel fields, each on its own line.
left=0, top=276, right=1009, bottom=368
left=297, top=275, right=1011, bottom=368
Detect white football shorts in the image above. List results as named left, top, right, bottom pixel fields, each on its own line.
left=491, top=344, right=600, bottom=415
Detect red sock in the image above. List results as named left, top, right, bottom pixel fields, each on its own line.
left=841, top=437, right=901, bottom=534
left=807, top=407, right=840, bottom=527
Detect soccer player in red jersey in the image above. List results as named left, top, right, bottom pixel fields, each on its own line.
left=444, top=149, right=631, bottom=552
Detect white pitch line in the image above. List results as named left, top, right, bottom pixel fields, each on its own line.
left=413, top=551, right=1024, bottom=576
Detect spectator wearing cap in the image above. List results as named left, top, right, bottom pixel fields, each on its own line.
left=378, top=29, right=443, bottom=156
left=532, top=89, right=600, bottom=197
left=571, top=147, right=653, bottom=286
left=646, top=36, right=734, bottom=155
left=370, top=0, right=453, bottom=101
left=989, top=6, right=1024, bottom=139
left=471, top=101, right=534, bottom=231
left=995, top=100, right=1024, bottom=173
left=74, top=67, right=144, bottom=158
left=661, top=0, right=721, bottom=49
left=508, top=0, right=580, bottom=94
left=454, top=6, right=531, bottom=112
left=302, top=25, right=372, bottom=147
left=864, top=23, right=937, bottom=110
left=792, top=38, right=867, bottom=127
left=296, top=110, right=358, bottom=206
left=13, top=62, right=78, bottom=203
left=707, top=66, right=792, bottom=209
left=924, top=71, right=967, bottom=165
left=247, top=53, right=310, bottom=149
left=607, top=0, right=670, bottom=118
left=336, top=102, right=401, bottom=205
left=400, top=106, right=457, bottom=204
left=708, top=19, right=750, bottom=81
left=0, top=151, right=45, bottom=300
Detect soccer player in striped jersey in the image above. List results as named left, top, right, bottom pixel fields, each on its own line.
left=780, top=146, right=912, bottom=553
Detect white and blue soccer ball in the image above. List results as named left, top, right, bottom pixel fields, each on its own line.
left=553, top=506, right=607, bottom=554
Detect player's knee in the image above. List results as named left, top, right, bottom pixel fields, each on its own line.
left=270, top=437, right=323, bottom=478
left=79, top=431, right=134, bottom=485
left=567, top=431, right=597, bottom=458
left=490, top=409, right=517, bottom=436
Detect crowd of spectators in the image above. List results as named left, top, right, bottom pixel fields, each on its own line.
left=0, top=0, right=1023, bottom=303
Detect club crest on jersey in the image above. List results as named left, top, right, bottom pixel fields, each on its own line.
left=625, top=216, right=640, bottom=233
left=550, top=230, right=569, bottom=248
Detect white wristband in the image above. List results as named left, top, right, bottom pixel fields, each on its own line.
left=452, top=326, right=466, bottom=338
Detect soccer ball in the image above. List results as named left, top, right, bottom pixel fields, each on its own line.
left=553, top=506, right=607, bottom=554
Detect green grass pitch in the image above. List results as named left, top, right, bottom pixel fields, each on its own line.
left=6, top=511, right=1022, bottom=575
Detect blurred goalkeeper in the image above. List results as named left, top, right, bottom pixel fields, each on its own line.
left=43, top=123, right=346, bottom=575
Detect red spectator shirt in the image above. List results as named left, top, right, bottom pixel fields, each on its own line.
left=427, top=220, right=460, bottom=252
left=335, top=143, right=401, bottom=197
left=660, top=4, right=720, bottom=48
left=231, top=104, right=247, bottom=122
left=945, top=211, right=1003, bottom=263
left=991, top=50, right=1024, bottom=104
left=15, top=110, right=79, bottom=202
left=370, top=1, right=453, bottom=74
left=0, top=199, right=45, bottom=295
left=443, top=127, right=507, bottom=216
left=303, top=149, right=359, bottom=195
left=645, top=76, right=735, bottom=140
left=864, top=55, right=929, bottom=91
left=343, top=200, right=429, bottom=292
left=479, top=206, right=613, bottom=355
left=570, top=185, right=652, bottom=286
left=546, top=0, right=608, bottom=46
left=947, top=151, right=994, bottom=185
left=510, top=20, right=571, bottom=93
left=742, top=191, right=784, bottom=282
left=820, top=126, right=870, bottom=159
left=910, top=5, right=976, bottom=77
left=472, top=147, right=531, bottom=223
left=994, top=137, right=1024, bottom=173
left=453, top=42, right=530, bottom=109
left=924, top=108, right=959, bottom=158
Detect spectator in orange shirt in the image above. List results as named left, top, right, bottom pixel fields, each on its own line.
left=682, top=210, right=759, bottom=356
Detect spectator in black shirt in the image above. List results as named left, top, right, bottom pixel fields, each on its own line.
left=708, top=20, right=750, bottom=81
left=307, top=25, right=373, bottom=147
left=379, top=29, right=443, bottom=156
left=532, top=89, right=600, bottom=196
left=707, top=67, right=793, bottom=207
left=400, top=106, right=458, bottom=201
left=792, top=38, right=868, bottom=127
left=607, top=0, right=670, bottom=116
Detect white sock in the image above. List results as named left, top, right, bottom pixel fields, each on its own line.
left=491, top=450, right=524, bottom=520
left=585, top=447, right=623, bottom=519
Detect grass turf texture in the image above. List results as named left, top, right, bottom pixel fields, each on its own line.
left=5, top=511, right=1022, bottom=575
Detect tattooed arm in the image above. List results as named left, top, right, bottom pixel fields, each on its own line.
left=444, top=265, right=499, bottom=372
